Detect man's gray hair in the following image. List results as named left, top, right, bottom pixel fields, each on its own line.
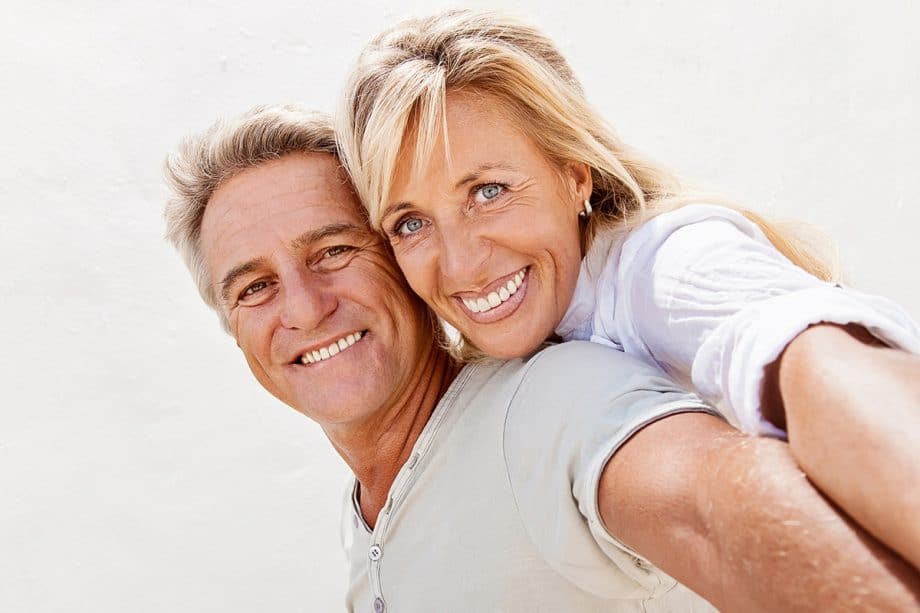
left=164, top=104, right=338, bottom=329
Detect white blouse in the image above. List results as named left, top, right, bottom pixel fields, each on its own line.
left=555, top=204, right=920, bottom=437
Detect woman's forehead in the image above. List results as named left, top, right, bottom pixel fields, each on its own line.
left=402, top=91, right=531, bottom=167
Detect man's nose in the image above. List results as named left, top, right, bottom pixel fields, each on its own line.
left=278, top=270, right=336, bottom=331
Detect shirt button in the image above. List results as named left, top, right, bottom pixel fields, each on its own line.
left=373, top=597, right=385, bottom=613
left=368, top=545, right=383, bottom=561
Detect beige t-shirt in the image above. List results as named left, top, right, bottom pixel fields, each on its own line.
left=342, top=341, right=720, bottom=612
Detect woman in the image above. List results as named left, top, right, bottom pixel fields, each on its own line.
left=336, top=9, right=920, bottom=570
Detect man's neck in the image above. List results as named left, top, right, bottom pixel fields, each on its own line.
left=326, top=343, right=461, bottom=528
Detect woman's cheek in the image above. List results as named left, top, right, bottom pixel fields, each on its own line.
left=393, top=250, right=430, bottom=297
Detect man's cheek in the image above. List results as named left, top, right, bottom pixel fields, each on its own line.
left=228, top=311, right=243, bottom=348
left=231, top=311, right=262, bottom=360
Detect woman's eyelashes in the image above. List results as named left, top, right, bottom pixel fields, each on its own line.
left=393, top=216, right=425, bottom=237
left=471, top=182, right=507, bottom=206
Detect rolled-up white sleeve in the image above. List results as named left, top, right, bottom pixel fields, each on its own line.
left=613, top=205, right=920, bottom=437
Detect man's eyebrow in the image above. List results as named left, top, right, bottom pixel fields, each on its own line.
left=381, top=162, right=518, bottom=221
left=219, top=258, right=267, bottom=302
left=289, top=222, right=365, bottom=251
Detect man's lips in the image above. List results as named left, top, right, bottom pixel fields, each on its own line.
left=290, top=330, right=366, bottom=365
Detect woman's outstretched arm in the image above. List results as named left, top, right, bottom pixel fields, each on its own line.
left=765, top=322, right=920, bottom=570
left=599, top=412, right=920, bottom=612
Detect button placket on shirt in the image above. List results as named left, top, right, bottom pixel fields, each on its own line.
left=367, top=497, right=397, bottom=613
left=362, top=366, right=475, bottom=613
left=366, top=461, right=418, bottom=610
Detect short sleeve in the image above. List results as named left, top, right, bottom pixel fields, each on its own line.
left=614, top=205, right=920, bottom=436
left=502, top=341, right=719, bottom=600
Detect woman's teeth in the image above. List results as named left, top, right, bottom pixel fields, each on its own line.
left=300, top=331, right=364, bottom=365
left=463, top=269, right=526, bottom=314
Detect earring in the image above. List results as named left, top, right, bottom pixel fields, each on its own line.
left=579, top=199, right=593, bottom=219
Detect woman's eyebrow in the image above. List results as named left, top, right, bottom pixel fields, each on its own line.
left=381, top=201, right=412, bottom=222
left=455, top=162, right=516, bottom=189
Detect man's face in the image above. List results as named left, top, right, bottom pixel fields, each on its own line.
left=200, top=152, right=431, bottom=427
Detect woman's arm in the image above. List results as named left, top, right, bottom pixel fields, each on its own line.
left=614, top=207, right=920, bottom=570
left=766, top=323, right=920, bottom=570
left=599, top=411, right=920, bottom=612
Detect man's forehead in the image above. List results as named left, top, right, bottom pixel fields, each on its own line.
left=213, top=152, right=354, bottom=208
left=200, top=153, right=369, bottom=273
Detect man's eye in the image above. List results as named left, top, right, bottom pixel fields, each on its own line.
left=240, top=281, right=268, bottom=300
left=473, top=183, right=505, bottom=204
left=396, top=217, right=424, bottom=236
left=324, top=245, right=353, bottom=258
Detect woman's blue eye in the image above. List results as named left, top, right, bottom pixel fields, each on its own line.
left=397, top=217, right=424, bottom=235
left=474, top=183, right=504, bottom=204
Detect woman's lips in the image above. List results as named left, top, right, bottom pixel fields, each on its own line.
left=455, top=267, right=529, bottom=323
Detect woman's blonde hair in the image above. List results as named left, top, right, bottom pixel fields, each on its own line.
left=338, top=9, right=837, bottom=358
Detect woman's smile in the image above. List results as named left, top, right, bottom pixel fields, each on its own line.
left=454, top=266, right=529, bottom=322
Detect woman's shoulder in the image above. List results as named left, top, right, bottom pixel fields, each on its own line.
left=624, top=203, right=766, bottom=250
left=587, top=204, right=766, bottom=273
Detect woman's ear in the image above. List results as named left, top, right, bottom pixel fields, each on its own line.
left=564, top=161, right=593, bottom=204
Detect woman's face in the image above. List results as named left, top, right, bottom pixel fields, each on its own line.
left=384, top=91, right=590, bottom=359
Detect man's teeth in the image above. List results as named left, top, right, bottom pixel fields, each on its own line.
left=463, top=269, right=526, bottom=314
left=300, top=331, right=364, bottom=365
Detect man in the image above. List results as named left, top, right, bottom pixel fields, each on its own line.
left=165, top=105, right=919, bottom=612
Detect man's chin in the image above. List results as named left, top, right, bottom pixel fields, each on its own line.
left=282, top=372, right=392, bottom=426
left=291, top=393, right=382, bottom=429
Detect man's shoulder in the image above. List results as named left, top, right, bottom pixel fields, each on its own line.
left=497, top=341, right=715, bottom=604
left=502, top=341, right=709, bottom=439
left=458, top=340, right=702, bottom=426
left=520, top=341, right=678, bottom=396
left=465, top=341, right=649, bottom=398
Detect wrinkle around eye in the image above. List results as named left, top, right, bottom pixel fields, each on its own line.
left=234, top=279, right=280, bottom=307
left=323, top=244, right=353, bottom=258
left=312, top=243, right=365, bottom=272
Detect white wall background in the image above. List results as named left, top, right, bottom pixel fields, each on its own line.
left=1, top=1, right=917, bottom=611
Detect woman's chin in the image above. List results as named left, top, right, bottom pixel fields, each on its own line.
left=465, top=330, right=549, bottom=361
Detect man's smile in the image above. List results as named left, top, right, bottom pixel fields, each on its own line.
left=295, top=330, right=367, bottom=365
